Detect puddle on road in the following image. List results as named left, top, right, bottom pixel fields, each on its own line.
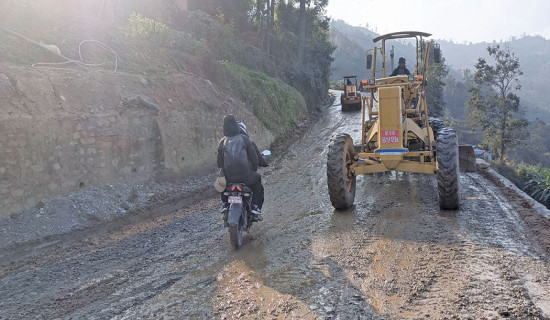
left=215, top=260, right=315, bottom=319
left=330, top=207, right=359, bottom=231
left=293, top=209, right=324, bottom=223
left=233, top=241, right=268, bottom=271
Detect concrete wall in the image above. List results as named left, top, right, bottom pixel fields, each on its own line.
left=0, top=65, right=274, bottom=218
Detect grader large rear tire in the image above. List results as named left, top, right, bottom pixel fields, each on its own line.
left=327, top=133, right=356, bottom=209
left=436, top=128, right=460, bottom=210
left=429, top=117, right=444, bottom=140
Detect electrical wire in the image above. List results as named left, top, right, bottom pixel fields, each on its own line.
left=1, top=27, right=120, bottom=73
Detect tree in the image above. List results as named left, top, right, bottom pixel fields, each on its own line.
left=186, top=0, right=334, bottom=110
left=443, top=74, right=469, bottom=120
left=297, top=0, right=306, bottom=68
left=425, top=43, right=448, bottom=118
left=509, top=120, right=549, bottom=166
left=271, top=0, right=334, bottom=109
left=265, top=0, right=275, bottom=54
left=466, top=44, right=528, bottom=165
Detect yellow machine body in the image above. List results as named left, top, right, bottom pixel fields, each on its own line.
left=353, top=84, right=437, bottom=175
left=327, top=31, right=469, bottom=211
left=341, top=75, right=362, bottom=111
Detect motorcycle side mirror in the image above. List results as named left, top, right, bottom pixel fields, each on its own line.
left=261, top=150, right=272, bottom=165
left=366, top=53, right=373, bottom=70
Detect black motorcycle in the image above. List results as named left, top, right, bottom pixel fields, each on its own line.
left=223, top=183, right=255, bottom=249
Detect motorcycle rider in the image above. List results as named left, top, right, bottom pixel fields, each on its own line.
left=217, top=114, right=264, bottom=221
left=238, top=121, right=268, bottom=168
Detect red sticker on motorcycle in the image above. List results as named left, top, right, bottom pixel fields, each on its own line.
left=381, top=130, right=399, bottom=144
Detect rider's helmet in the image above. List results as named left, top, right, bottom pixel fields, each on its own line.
left=238, top=122, right=248, bottom=136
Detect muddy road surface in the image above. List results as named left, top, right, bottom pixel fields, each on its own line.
left=2, top=92, right=550, bottom=319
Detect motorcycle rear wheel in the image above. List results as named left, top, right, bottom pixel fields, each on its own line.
left=229, top=222, right=243, bottom=249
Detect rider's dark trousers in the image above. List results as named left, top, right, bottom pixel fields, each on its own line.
left=221, top=171, right=264, bottom=208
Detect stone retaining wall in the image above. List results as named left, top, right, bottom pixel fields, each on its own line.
left=0, top=66, right=274, bottom=217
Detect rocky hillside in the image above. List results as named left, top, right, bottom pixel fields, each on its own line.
left=0, top=0, right=307, bottom=217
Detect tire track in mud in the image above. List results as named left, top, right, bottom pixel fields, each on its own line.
left=0, top=203, right=229, bottom=319
left=2, top=93, right=550, bottom=319
left=265, top=97, right=550, bottom=317
left=373, top=173, right=549, bottom=318
left=305, top=162, right=550, bottom=319
left=459, top=173, right=544, bottom=258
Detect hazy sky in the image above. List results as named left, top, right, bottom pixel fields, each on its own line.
left=325, top=0, right=550, bottom=44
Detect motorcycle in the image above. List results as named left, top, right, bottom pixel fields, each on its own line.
left=223, top=183, right=255, bottom=249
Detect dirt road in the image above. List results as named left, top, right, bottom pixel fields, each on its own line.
left=1, top=92, right=550, bottom=319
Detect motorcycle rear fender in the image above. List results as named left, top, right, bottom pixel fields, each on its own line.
left=228, top=203, right=244, bottom=227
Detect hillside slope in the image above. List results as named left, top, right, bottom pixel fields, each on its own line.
left=0, top=0, right=307, bottom=217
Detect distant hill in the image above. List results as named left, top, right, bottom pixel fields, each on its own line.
left=329, top=20, right=376, bottom=81
left=330, top=20, right=417, bottom=81
left=439, top=35, right=550, bottom=123
left=330, top=20, right=550, bottom=123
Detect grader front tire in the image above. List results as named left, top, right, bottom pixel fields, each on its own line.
left=436, top=128, right=460, bottom=210
left=327, top=133, right=356, bottom=209
left=340, top=93, right=348, bottom=111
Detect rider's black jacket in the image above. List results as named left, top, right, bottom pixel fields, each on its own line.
left=217, top=115, right=258, bottom=182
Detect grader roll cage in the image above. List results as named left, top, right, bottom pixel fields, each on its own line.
left=327, top=31, right=475, bottom=211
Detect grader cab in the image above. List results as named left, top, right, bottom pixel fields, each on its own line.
left=327, top=31, right=474, bottom=211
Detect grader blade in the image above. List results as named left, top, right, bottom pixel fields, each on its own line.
left=458, top=144, right=476, bottom=172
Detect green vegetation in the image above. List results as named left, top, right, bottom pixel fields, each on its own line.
left=219, top=61, right=307, bottom=136
left=112, top=1, right=335, bottom=131
left=513, top=163, right=550, bottom=208
left=1, top=1, right=334, bottom=133
left=123, top=12, right=170, bottom=38
left=122, top=12, right=207, bottom=55
left=180, top=0, right=334, bottom=129
left=466, top=44, right=528, bottom=165
left=187, top=0, right=335, bottom=111
left=425, top=47, right=449, bottom=118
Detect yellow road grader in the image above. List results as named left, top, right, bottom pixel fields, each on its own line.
left=340, top=75, right=362, bottom=111
left=327, top=31, right=475, bottom=211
